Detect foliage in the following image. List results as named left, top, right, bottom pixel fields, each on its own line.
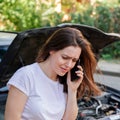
left=0, top=0, right=120, bottom=59
left=0, top=0, right=41, bottom=31
left=100, top=41, right=120, bottom=59
left=93, top=2, right=120, bottom=33
left=0, top=0, right=63, bottom=31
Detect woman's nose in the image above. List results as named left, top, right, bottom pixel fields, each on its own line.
left=66, top=60, right=73, bottom=68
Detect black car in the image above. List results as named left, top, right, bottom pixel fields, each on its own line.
left=0, top=23, right=120, bottom=120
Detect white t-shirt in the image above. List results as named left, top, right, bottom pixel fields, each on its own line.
left=7, top=62, right=67, bottom=120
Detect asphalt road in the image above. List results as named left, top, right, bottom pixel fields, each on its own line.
left=94, top=73, right=120, bottom=91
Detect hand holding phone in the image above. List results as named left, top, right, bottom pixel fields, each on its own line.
left=71, top=59, right=81, bottom=81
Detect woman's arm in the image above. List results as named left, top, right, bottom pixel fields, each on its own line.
left=5, top=85, right=28, bottom=120
left=63, top=67, right=83, bottom=120
left=62, top=90, right=78, bottom=120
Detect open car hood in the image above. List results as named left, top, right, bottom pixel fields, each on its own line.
left=0, top=23, right=120, bottom=87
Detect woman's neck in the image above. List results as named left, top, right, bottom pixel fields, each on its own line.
left=38, top=60, right=58, bottom=81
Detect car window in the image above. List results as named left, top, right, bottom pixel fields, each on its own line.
left=0, top=46, right=8, bottom=62
left=0, top=32, right=17, bottom=62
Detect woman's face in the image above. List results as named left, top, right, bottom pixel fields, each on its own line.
left=49, top=46, right=82, bottom=76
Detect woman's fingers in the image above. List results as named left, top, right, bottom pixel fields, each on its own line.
left=77, top=65, right=83, bottom=72
left=75, top=70, right=84, bottom=78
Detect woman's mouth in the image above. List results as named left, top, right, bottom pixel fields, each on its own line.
left=60, top=67, right=69, bottom=73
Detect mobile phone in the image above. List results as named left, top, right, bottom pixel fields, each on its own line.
left=71, top=59, right=80, bottom=81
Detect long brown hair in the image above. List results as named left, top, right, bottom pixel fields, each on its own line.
left=36, top=27, right=101, bottom=99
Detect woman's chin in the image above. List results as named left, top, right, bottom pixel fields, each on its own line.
left=58, top=72, right=67, bottom=76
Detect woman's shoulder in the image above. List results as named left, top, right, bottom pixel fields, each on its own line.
left=17, top=62, right=38, bottom=72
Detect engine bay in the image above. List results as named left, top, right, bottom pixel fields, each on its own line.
left=77, top=84, right=120, bottom=120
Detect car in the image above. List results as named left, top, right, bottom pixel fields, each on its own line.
left=0, top=23, right=120, bottom=120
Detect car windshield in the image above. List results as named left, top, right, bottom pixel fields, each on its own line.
left=0, top=32, right=17, bottom=62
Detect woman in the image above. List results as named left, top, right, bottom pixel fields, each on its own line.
left=5, top=27, right=101, bottom=120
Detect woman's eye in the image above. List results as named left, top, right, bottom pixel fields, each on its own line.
left=73, top=59, right=77, bottom=63
left=62, top=56, right=68, bottom=59
left=62, top=56, right=78, bottom=62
